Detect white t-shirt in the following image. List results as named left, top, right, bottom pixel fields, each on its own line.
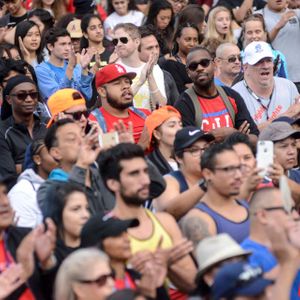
left=104, top=10, right=145, bottom=40
left=232, top=77, right=298, bottom=125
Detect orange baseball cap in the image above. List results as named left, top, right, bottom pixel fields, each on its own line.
left=145, top=106, right=181, bottom=148
left=46, top=88, right=86, bottom=128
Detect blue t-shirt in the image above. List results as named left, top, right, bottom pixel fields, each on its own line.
left=241, top=238, right=300, bottom=299
left=288, top=169, right=300, bottom=184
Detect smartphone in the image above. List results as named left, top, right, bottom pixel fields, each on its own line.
left=99, top=132, right=119, bottom=148
left=256, top=141, right=274, bottom=177
left=85, top=122, right=92, bottom=135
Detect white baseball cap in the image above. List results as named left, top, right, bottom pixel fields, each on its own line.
left=243, top=41, right=273, bottom=65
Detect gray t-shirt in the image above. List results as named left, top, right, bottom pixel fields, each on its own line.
left=257, top=7, right=300, bottom=82
left=232, top=77, right=298, bottom=124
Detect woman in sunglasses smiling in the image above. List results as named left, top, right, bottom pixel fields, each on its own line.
left=55, top=248, right=114, bottom=300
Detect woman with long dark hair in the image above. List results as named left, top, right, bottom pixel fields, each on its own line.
left=14, top=20, right=44, bottom=66
left=146, top=0, right=175, bottom=55
left=104, top=0, right=144, bottom=40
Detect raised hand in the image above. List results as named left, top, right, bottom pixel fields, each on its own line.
left=80, top=48, right=93, bottom=70
left=67, top=49, right=77, bottom=69
left=18, top=36, right=30, bottom=63
left=276, top=10, right=297, bottom=30
left=112, top=120, right=134, bottom=144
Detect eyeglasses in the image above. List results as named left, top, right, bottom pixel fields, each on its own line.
left=64, top=110, right=89, bottom=121
left=263, top=206, right=297, bottom=215
left=10, top=91, right=38, bottom=101
left=112, top=37, right=129, bottom=46
left=213, top=165, right=242, bottom=175
left=78, top=272, right=114, bottom=287
left=184, top=147, right=208, bottom=157
left=187, top=59, right=212, bottom=71
left=223, top=55, right=242, bottom=63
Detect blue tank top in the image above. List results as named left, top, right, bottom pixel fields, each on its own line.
left=195, top=200, right=250, bottom=243
left=168, top=170, right=189, bottom=193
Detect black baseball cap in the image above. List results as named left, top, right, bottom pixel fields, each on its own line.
left=80, top=213, right=139, bottom=248
left=174, top=126, right=215, bottom=154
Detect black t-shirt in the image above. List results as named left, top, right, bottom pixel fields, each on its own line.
left=0, top=12, right=28, bottom=27
left=215, top=0, right=266, bottom=10
left=174, top=85, right=259, bottom=135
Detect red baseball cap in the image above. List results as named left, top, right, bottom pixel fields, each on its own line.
left=95, top=63, right=136, bottom=88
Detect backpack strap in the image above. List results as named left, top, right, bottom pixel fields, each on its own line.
left=129, top=107, right=147, bottom=119
left=215, top=85, right=235, bottom=125
left=90, top=109, right=108, bottom=133
left=185, top=87, right=203, bottom=128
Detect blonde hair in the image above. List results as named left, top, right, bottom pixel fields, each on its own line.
left=206, top=6, right=235, bottom=44
left=54, top=248, right=109, bottom=300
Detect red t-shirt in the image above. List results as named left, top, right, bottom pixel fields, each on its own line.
left=89, top=107, right=150, bottom=143
left=114, top=272, right=136, bottom=290
left=198, top=95, right=238, bottom=132
left=0, top=240, right=35, bottom=300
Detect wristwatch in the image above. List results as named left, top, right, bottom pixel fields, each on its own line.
left=198, top=179, right=207, bottom=192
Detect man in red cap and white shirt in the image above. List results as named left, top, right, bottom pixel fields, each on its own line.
left=89, top=63, right=150, bottom=143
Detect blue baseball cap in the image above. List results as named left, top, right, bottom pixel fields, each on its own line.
left=212, top=262, right=273, bottom=300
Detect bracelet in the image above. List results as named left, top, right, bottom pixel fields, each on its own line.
left=150, top=88, right=159, bottom=94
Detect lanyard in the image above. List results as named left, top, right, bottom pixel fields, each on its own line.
left=243, top=80, right=273, bottom=120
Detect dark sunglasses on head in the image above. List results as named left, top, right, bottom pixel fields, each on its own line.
left=112, top=37, right=129, bottom=46
left=226, top=55, right=242, bottom=63
left=10, top=91, right=39, bottom=101
left=187, top=59, right=212, bottom=71
left=79, top=272, right=114, bottom=287
left=64, top=110, right=89, bottom=121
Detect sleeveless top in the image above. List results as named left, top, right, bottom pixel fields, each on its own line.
left=168, top=170, right=189, bottom=193
left=195, top=200, right=250, bottom=243
left=129, top=209, right=173, bottom=254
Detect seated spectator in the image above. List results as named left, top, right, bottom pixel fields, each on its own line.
left=0, top=75, right=47, bottom=188
left=66, top=19, right=83, bottom=54
left=159, top=23, right=199, bottom=94
left=35, top=27, right=94, bottom=103
left=104, top=0, right=144, bottom=41
left=145, top=106, right=182, bottom=175
left=154, top=126, right=214, bottom=219
left=54, top=248, right=114, bottom=300
left=113, top=23, right=167, bottom=111
left=232, top=41, right=300, bottom=130
left=8, top=139, right=57, bottom=227
left=174, top=46, right=259, bottom=140
left=193, top=234, right=251, bottom=299
left=138, top=25, right=179, bottom=106
left=186, top=143, right=250, bottom=243
left=214, top=43, right=241, bottom=87
left=0, top=0, right=28, bottom=28
left=89, top=63, right=150, bottom=143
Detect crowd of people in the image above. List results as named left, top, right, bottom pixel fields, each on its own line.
left=1, top=0, right=300, bottom=299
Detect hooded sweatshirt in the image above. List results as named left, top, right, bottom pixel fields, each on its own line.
left=8, top=168, right=44, bottom=228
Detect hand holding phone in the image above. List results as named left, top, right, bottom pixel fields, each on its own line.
left=256, top=141, right=274, bottom=177
left=99, top=132, right=119, bottom=148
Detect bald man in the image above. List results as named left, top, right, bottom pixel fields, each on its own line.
left=214, top=43, right=242, bottom=87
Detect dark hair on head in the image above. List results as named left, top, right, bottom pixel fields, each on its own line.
left=107, top=289, right=144, bottom=300
left=187, top=45, right=213, bottom=61
left=224, top=132, right=256, bottom=155
left=44, top=182, right=86, bottom=241
left=0, top=43, right=21, bottom=59
left=138, top=24, right=157, bottom=39
left=30, top=139, right=45, bottom=172
left=28, top=8, right=55, bottom=33
left=107, top=0, right=137, bottom=15
left=178, top=4, right=205, bottom=28
left=201, top=143, right=235, bottom=171
left=15, top=20, right=44, bottom=64
left=97, top=143, right=145, bottom=190
left=44, top=27, right=70, bottom=51
left=199, top=39, right=221, bottom=58
left=44, top=118, right=75, bottom=151
left=80, top=14, right=103, bottom=49
left=0, top=58, right=28, bottom=84
left=56, top=13, right=76, bottom=29
left=172, top=22, right=199, bottom=55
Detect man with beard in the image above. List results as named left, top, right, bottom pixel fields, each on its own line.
left=174, top=46, right=259, bottom=142
left=98, top=143, right=197, bottom=298
left=89, top=63, right=150, bottom=143
left=185, top=143, right=250, bottom=243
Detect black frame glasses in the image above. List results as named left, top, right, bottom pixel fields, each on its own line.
left=187, top=59, right=212, bottom=71
left=64, top=111, right=89, bottom=121
left=10, top=91, right=39, bottom=101
left=78, top=272, right=114, bottom=287
left=112, top=37, right=129, bottom=46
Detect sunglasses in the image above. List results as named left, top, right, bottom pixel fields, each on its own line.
left=64, top=110, right=89, bottom=121
left=79, top=272, right=114, bottom=287
left=112, top=37, right=129, bottom=46
left=226, top=55, right=242, bottom=63
left=187, top=59, right=212, bottom=71
left=10, top=91, right=38, bottom=101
